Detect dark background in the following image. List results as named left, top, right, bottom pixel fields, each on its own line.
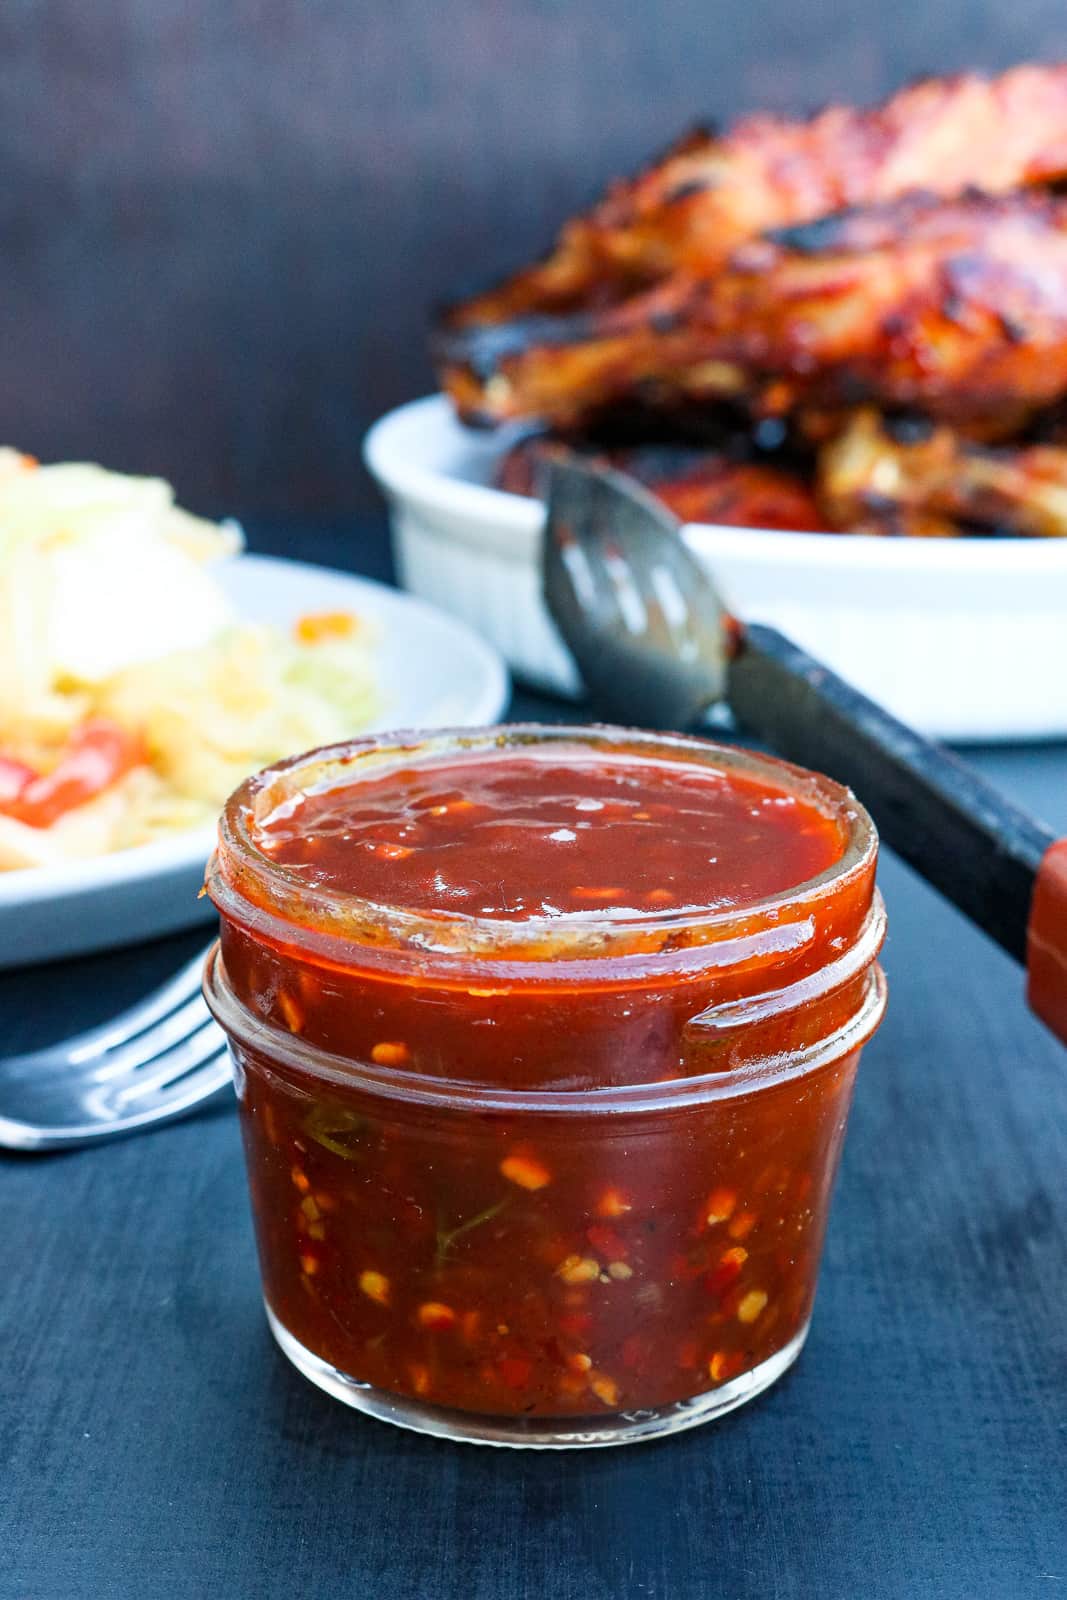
left=2, top=0, right=1065, bottom=516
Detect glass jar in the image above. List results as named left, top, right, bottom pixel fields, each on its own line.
left=204, top=725, right=886, bottom=1448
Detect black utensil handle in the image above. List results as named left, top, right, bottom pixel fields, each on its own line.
left=728, top=622, right=1056, bottom=965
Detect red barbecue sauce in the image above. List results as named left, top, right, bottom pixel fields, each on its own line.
left=208, top=733, right=882, bottom=1424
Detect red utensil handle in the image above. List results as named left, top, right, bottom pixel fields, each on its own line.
left=1027, top=839, right=1067, bottom=1047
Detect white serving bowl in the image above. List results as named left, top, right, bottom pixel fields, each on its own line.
left=365, top=395, right=1067, bottom=742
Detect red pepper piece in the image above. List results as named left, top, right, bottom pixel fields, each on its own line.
left=4, top=719, right=144, bottom=828
left=0, top=756, right=35, bottom=806
left=586, top=1224, right=628, bottom=1259
left=705, top=1246, right=747, bottom=1297
left=497, top=1356, right=533, bottom=1390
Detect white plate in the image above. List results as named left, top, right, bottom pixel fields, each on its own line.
left=0, top=554, right=509, bottom=968
left=365, top=395, right=1067, bottom=743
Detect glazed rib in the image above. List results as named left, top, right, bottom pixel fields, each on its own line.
left=497, top=435, right=828, bottom=529
left=439, top=192, right=1067, bottom=430
left=818, top=408, right=1067, bottom=536
left=444, top=62, right=1067, bottom=336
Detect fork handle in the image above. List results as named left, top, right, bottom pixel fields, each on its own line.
left=728, top=623, right=1067, bottom=1045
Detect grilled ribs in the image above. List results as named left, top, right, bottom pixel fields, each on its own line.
left=437, top=60, right=1067, bottom=536
left=440, top=191, right=1067, bottom=431
left=818, top=409, right=1067, bottom=537
left=446, top=63, right=1067, bottom=335
left=497, top=435, right=827, bottom=530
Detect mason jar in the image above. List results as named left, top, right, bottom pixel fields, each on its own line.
left=204, top=725, right=886, bottom=1447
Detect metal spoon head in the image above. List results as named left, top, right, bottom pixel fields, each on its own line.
left=542, top=454, right=730, bottom=729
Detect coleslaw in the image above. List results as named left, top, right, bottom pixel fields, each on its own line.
left=0, top=450, right=380, bottom=870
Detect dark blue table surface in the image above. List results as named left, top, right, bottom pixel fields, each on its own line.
left=2, top=519, right=1065, bottom=1600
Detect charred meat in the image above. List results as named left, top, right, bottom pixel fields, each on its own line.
left=818, top=408, right=1067, bottom=537
left=497, top=434, right=827, bottom=529
left=436, top=61, right=1067, bottom=536
left=442, top=192, right=1067, bottom=433
left=445, top=63, right=1067, bottom=331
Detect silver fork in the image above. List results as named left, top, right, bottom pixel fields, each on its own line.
left=0, top=944, right=231, bottom=1152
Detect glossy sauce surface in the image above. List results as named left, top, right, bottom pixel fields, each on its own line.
left=257, top=751, right=846, bottom=920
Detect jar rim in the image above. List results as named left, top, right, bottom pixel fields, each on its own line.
left=206, top=723, right=878, bottom=971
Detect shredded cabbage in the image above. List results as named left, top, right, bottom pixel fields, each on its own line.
left=99, top=624, right=380, bottom=810
left=0, top=450, right=381, bottom=865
